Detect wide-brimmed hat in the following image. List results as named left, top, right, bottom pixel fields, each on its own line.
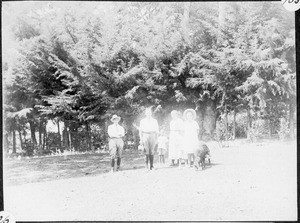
left=183, top=109, right=196, bottom=120
left=111, top=114, right=121, bottom=122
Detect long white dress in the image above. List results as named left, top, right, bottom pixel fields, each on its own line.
left=182, top=120, right=199, bottom=157
left=168, top=118, right=183, bottom=160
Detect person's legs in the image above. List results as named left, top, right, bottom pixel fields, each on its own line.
left=109, top=139, right=117, bottom=172
left=170, top=159, right=175, bottom=166
left=116, top=157, right=121, bottom=170
left=145, top=154, right=150, bottom=169
left=116, top=139, right=124, bottom=171
left=162, top=155, right=165, bottom=164
left=142, top=134, right=150, bottom=170
left=188, top=153, right=193, bottom=167
left=149, top=154, right=154, bottom=169
left=179, top=158, right=183, bottom=167
left=111, top=157, right=115, bottom=170
left=148, top=133, right=157, bottom=170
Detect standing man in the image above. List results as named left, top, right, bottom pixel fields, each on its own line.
left=107, top=114, right=125, bottom=172
left=139, top=107, right=159, bottom=170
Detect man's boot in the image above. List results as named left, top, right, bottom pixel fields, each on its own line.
left=111, top=158, right=115, bottom=172
left=116, top=157, right=121, bottom=171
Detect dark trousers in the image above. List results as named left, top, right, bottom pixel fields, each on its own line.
left=111, top=157, right=121, bottom=168
left=145, top=154, right=154, bottom=169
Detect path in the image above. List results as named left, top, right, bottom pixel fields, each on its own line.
left=3, top=140, right=297, bottom=221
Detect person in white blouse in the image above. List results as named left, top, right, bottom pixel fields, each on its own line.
left=168, top=110, right=184, bottom=166
left=139, top=107, right=159, bottom=170
left=182, top=109, right=200, bottom=167
left=107, top=114, right=125, bottom=172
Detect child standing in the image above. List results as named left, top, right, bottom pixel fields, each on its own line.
left=169, top=110, right=183, bottom=166
left=182, top=108, right=200, bottom=167
left=157, top=130, right=168, bottom=166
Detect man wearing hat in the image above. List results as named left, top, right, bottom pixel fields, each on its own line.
left=107, top=114, right=125, bottom=172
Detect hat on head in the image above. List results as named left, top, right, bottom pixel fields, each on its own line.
left=111, top=114, right=121, bottom=122
left=183, top=108, right=196, bottom=120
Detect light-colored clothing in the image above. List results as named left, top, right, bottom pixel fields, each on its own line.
left=142, top=132, right=157, bottom=155
left=139, top=117, right=159, bottom=133
left=108, top=138, right=124, bottom=158
left=169, top=118, right=183, bottom=160
left=183, top=120, right=199, bottom=157
left=107, top=123, right=125, bottom=158
left=157, top=136, right=168, bottom=155
left=139, top=117, right=159, bottom=155
left=107, top=124, right=125, bottom=138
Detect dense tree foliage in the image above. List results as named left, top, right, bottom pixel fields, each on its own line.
left=2, top=2, right=296, bottom=155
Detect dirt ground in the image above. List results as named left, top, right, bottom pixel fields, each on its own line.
left=3, top=140, right=297, bottom=221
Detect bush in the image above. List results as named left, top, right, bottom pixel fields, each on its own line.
left=248, top=119, right=271, bottom=142
left=22, top=139, right=35, bottom=156
left=278, top=118, right=289, bottom=140
left=216, top=112, right=248, bottom=140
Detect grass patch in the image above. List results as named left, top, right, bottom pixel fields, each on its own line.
left=4, top=150, right=146, bottom=186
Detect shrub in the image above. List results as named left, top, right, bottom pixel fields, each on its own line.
left=216, top=112, right=248, bottom=140
left=22, top=139, right=35, bottom=156
left=278, top=118, right=289, bottom=140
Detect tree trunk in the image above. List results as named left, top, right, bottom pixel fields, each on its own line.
left=197, top=106, right=205, bottom=140
left=202, top=99, right=217, bottom=140
left=233, top=108, right=236, bottom=140
left=224, top=104, right=228, bottom=141
left=57, top=119, right=62, bottom=148
left=12, top=129, right=16, bottom=154
left=38, top=119, right=43, bottom=147
left=29, top=120, right=37, bottom=145
left=18, top=126, right=24, bottom=151
left=62, top=126, right=68, bottom=148
left=181, top=2, right=191, bottom=45
left=268, top=119, right=272, bottom=139
left=218, top=2, right=226, bottom=44
left=289, top=100, right=295, bottom=139
left=86, top=122, right=92, bottom=151
left=68, top=123, right=72, bottom=150
left=4, top=133, right=10, bottom=155
left=246, top=108, right=252, bottom=140
left=43, top=124, right=47, bottom=150
left=69, top=131, right=72, bottom=150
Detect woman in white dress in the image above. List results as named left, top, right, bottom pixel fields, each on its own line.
left=168, top=110, right=183, bottom=166
left=182, top=108, right=200, bottom=167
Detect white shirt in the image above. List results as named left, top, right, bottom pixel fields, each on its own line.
left=107, top=124, right=125, bottom=138
left=183, top=120, right=199, bottom=140
left=139, top=117, right=159, bottom=133
left=170, top=118, right=184, bottom=131
left=158, top=136, right=168, bottom=149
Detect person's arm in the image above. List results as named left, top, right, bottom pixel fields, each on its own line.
left=117, top=126, right=125, bottom=138
left=107, top=125, right=113, bottom=138
left=154, top=120, right=159, bottom=143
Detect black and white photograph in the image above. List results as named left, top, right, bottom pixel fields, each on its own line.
left=1, top=1, right=298, bottom=221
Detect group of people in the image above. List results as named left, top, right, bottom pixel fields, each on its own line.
left=107, top=107, right=203, bottom=172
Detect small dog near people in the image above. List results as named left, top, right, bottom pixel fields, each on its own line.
left=194, top=141, right=211, bottom=170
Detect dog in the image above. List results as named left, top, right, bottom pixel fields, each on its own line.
left=194, top=141, right=211, bottom=170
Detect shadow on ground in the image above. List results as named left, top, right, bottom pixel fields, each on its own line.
left=4, top=150, right=146, bottom=186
